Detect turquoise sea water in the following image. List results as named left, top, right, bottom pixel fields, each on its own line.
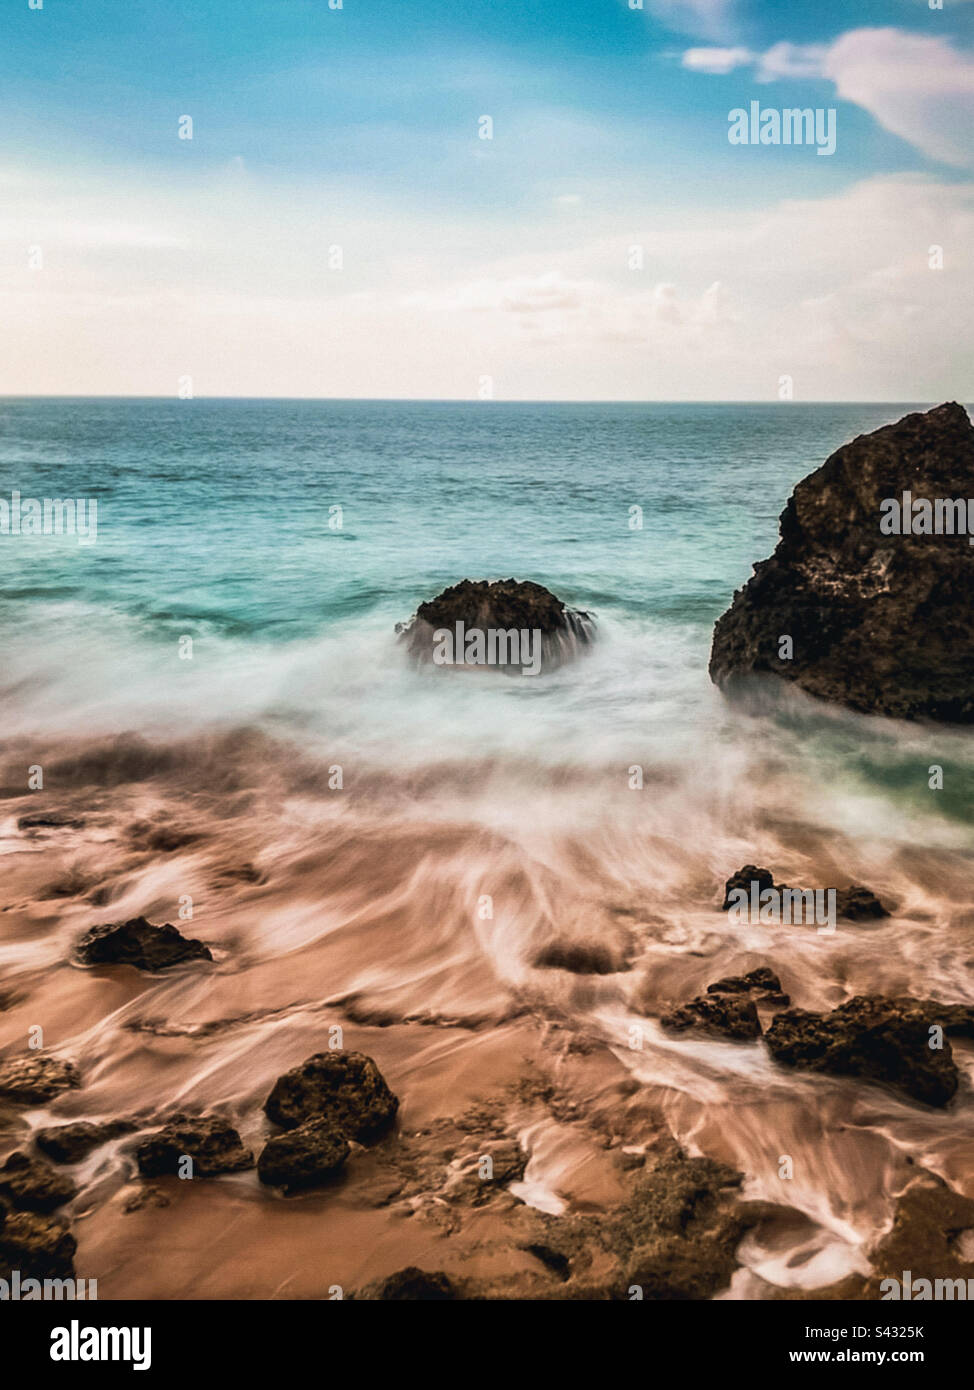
left=1, top=398, right=972, bottom=824
left=0, top=398, right=940, bottom=638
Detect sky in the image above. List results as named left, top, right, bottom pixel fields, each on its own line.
left=1, top=0, right=972, bottom=400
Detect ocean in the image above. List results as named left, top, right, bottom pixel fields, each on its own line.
left=1, top=397, right=973, bottom=1297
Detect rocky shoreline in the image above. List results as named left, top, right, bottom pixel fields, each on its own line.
left=2, top=872, right=972, bottom=1299
left=3, top=438, right=974, bottom=1302
left=710, top=402, right=974, bottom=722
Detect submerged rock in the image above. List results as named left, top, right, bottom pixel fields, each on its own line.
left=442, top=1139, right=528, bottom=1205
left=264, top=1051, right=398, bottom=1142
left=257, top=1118, right=350, bottom=1194
left=35, top=1119, right=136, bottom=1165
left=17, top=811, right=85, bottom=830
left=616, top=1147, right=778, bottom=1300
left=533, top=940, right=630, bottom=975
left=136, top=1115, right=253, bottom=1177
left=0, top=1055, right=80, bottom=1105
left=765, top=996, right=961, bottom=1107
left=362, top=1267, right=458, bottom=1300
left=77, top=916, right=213, bottom=971
left=866, top=1174, right=974, bottom=1297
left=0, top=1152, right=77, bottom=1213
left=710, top=402, right=974, bottom=722
left=834, top=886, right=889, bottom=921
left=0, top=1207, right=76, bottom=1279
left=397, top=577, right=595, bottom=673
left=660, top=993, right=762, bottom=1041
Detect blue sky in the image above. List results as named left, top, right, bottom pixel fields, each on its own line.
left=1, top=0, right=972, bottom=397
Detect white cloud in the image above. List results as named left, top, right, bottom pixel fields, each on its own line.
left=682, top=46, right=754, bottom=74
left=0, top=161, right=971, bottom=401
left=683, top=27, right=974, bottom=168
left=825, top=29, right=974, bottom=168
left=757, top=41, right=829, bottom=81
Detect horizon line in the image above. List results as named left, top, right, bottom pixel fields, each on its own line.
left=0, top=395, right=959, bottom=407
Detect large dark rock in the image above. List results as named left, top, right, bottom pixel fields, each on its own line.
left=397, top=578, right=595, bottom=673
left=710, top=403, right=974, bottom=722
left=77, top=916, right=212, bottom=971
left=35, top=1120, right=136, bottom=1165
left=136, top=1115, right=253, bottom=1177
left=264, top=1051, right=398, bottom=1142
left=765, top=996, right=962, bottom=1107
left=0, top=1152, right=77, bottom=1213
left=661, top=993, right=762, bottom=1041
left=0, top=1056, right=80, bottom=1105
left=0, top=1207, right=76, bottom=1279
left=257, top=1118, right=350, bottom=1194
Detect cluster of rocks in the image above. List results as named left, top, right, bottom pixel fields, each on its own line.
left=661, top=968, right=789, bottom=1042
left=4, top=917, right=403, bottom=1240
left=659, top=970, right=973, bottom=1109
left=721, top=865, right=889, bottom=922
left=0, top=1055, right=84, bottom=1280
left=258, top=1051, right=399, bottom=1194
left=347, top=1133, right=777, bottom=1300
left=0, top=1041, right=401, bottom=1294
left=766, top=996, right=973, bottom=1108
left=92, top=1050, right=402, bottom=1197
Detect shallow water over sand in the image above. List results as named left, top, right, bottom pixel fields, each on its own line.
left=2, top=618, right=973, bottom=1295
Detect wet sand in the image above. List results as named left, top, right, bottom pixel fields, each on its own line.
left=2, top=723, right=974, bottom=1298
